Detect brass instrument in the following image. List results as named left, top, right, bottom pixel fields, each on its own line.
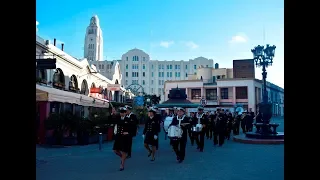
left=235, top=106, right=244, bottom=115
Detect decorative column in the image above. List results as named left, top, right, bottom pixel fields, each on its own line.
left=232, top=86, right=236, bottom=105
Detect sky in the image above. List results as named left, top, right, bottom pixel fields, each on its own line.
left=36, top=0, right=284, bottom=88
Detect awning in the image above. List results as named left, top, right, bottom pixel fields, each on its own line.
left=36, top=84, right=109, bottom=108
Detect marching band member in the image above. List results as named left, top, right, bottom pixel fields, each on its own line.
left=113, top=107, right=133, bottom=171
left=213, top=108, right=226, bottom=146
left=188, top=111, right=195, bottom=146
left=169, top=107, right=189, bottom=163
left=125, top=105, right=138, bottom=158
left=192, top=106, right=208, bottom=152
left=225, top=111, right=233, bottom=140
left=142, top=108, right=160, bottom=161
left=206, top=111, right=216, bottom=140
left=240, top=111, right=248, bottom=133
left=232, top=111, right=241, bottom=135
left=153, top=106, right=162, bottom=150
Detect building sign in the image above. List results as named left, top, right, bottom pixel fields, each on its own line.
left=108, top=84, right=120, bottom=91
left=200, top=98, right=207, bottom=107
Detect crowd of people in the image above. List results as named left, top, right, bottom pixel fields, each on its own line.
left=109, top=105, right=260, bottom=171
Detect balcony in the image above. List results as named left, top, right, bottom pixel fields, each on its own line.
left=203, top=79, right=217, bottom=86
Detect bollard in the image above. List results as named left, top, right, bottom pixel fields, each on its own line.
left=99, top=133, right=103, bottom=151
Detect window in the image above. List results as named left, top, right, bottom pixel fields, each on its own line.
left=152, top=72, right=154, bottom=77
left=167, top=72, right=169, bottom=77
left=151, top=80, right=153, bottom=85
left=125, top=72, right=128, bottom=77
left=175, top=65, right=178, bottom=69
left=175, top=72, right=177, bottom=77
left=125, top=80, right=128, bottom=85
left=143, top=72, right=145, bottom=77
left=142, top=80, right=145, bottom=85
left=169, top=65, right=172, bottom=69
left=186, top=65, right=188, bottom=69
left=186, top=73, right=188, bottom=77
left=126, top=57, right=128, bottom=61
left=177, top=72, right=180, bottom=77
left=151, top=65, right=153, bottom=69
left=194, top=65, right=197, bottom=69
left=170, top=72, right=172, bottom=77
left=159, top=80, right=161, bottom=85
left=143, top=57, right=145, bottom=61
left=162, top=72, right=164, bottom=77
left=158, top=72, right=161, bottom=77
left=191, top=89, right=201, bottom=100
left=102, top=64, right=104, bottom=69
left=132, top=72, right=139, bottom=77
left=158, top=88, right=161, bottom=94
left=99, top=64, right=101, bottom=69
left=217, top=75, right=221, bottom=79
left=206, top=89, right=217, bottom=100
left=220, top=88, right=229, bottom=99
left=162, top=64, right=164, bottom=69
left=167, top=65, right=169, bottom=69
left=143, top=64, right=145, bottom=69
left=126, top=64, right=128, bottom=69
left=159, top=65, right=161, bottom=70
left=132, top=80, right=138, bottom=84
left=236, top=87, right=248, bottom=99
left=151, top=88, right=154, bottom=93
left=177, top=65, right=180, bottom=69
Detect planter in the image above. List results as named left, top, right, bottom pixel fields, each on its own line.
left=45, top=136, right=56, bottom=145
left=88, top=135, right=99, bottom=144
left=61, top=137, right=78, bottom=146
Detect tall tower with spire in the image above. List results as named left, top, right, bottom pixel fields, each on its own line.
left=84, top=15, right=103, bottom=61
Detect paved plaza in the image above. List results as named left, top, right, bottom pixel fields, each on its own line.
left=36, top=117, right=284, bottom=180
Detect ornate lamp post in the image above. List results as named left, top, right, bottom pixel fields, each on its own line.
left=251, top=44, right=276, bottom=125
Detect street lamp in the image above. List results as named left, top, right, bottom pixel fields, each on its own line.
left=251, top=44, right=276, bottom=125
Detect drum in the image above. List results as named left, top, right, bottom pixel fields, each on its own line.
left=167, top=125, right=183, bottom=139
left=163, top=116, right=173, bottom=133
left=192, top=124, right=203, bottom=132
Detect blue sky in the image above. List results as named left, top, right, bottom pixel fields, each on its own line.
left=36, top=0, right=284, bottom=88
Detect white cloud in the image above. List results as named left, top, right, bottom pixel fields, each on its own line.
left=185, top=41, right=199, bottom=49
left=229, top=34, right=248, bottom=44
left=159, top=41, right=174, bottom=48
left=36, top=21, right=39, bottom=32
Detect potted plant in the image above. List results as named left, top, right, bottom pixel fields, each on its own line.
left=60, top=112, right=79, bottom=146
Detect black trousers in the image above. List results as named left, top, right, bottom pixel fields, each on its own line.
left=188, top=129, right=194, bottom=145
left=213, top=132, right=225, bottom=146
left=233, top=124, right=240, bottom=135
left=127, top=136, right=133, bottom=156
left=206, top=126, right=213, bottom=139
left=225, top=128, right=231, bottom=140
left=246, top=124, right=253, bottom=132
left=194, top=131, right=205, bottom=151
left=171, top=138, right=187, bottom=160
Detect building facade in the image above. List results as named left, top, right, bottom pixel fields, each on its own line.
left=117, top=48, right=214, bottom=101
left=164, top=66, right=284, bottom=116
left=36, top=35, right=133, bottom=103
left=84, top=15, right=103, bottom=61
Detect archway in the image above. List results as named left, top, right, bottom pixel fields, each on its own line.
left=36, top=69, right=47, bottom=83
left=80, top=80, right=89, bottom=95
left=52, top=68, right=65, bottom=89
left=69, top=75, right=78, bottom=92
left=115, top=79, right=119, bottom=84
left=91, top=83, right=96, bottom=88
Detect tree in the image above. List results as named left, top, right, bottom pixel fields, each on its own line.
left=143, top=94, right=161, bottom=105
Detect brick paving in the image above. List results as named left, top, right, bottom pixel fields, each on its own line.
left=36, top=117, right=284, bottom=180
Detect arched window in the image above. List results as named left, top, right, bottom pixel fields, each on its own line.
left=80, top=80, right=88, bottom=95
left=52, top=68, right=65, bottom=89
left=36, top=69, right=47, bottom=84
left=69, top=75, right=78, bottom=92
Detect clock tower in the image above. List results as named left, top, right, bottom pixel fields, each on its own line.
left=84, top=15, right=103, bottom=61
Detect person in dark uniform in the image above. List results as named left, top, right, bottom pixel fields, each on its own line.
left=173, top=107, right=178, bottom=116
left=232, top=112, right=241, bottom=135
left=153, top=106, right=162, bottom=150
left=240, top=111, right=247, bottom=133
left=254, top=111, right=263, bottom=133
left=188, top=112, right=195, bottom=145
left=113, top=107, right=133, bottom=171
left=169, top=107, right=190, bottom=163
left=168, top=108, right=174, bottom=117
left=206, top=111, right=215, bottom=140
left=225, top=111, right=233, bottom=140
left=192, top=106, right=208, bottom=152
left=142, top=108, right=160, bottom=161
left=213, top=108, right=226, bottom=146
left=246, top=109, right=255, bottom=132
left=125, top=105, right=138, bottom=159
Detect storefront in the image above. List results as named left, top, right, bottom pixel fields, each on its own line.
left=36, top=84, right=109, bottom=144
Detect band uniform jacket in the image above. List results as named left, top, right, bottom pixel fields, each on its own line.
left=113, top=116, right=134, bottom=153
left=191, top=113, right=208, bottom=132
left=127, top=113, right=139, bottom=137
left=214, top=113, right=226, bottom=133
left=143, top=116, right=160, bottom=146
left=169, top=116, right=190, bottom=141
left=155, top=113, right=162, bottom=133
